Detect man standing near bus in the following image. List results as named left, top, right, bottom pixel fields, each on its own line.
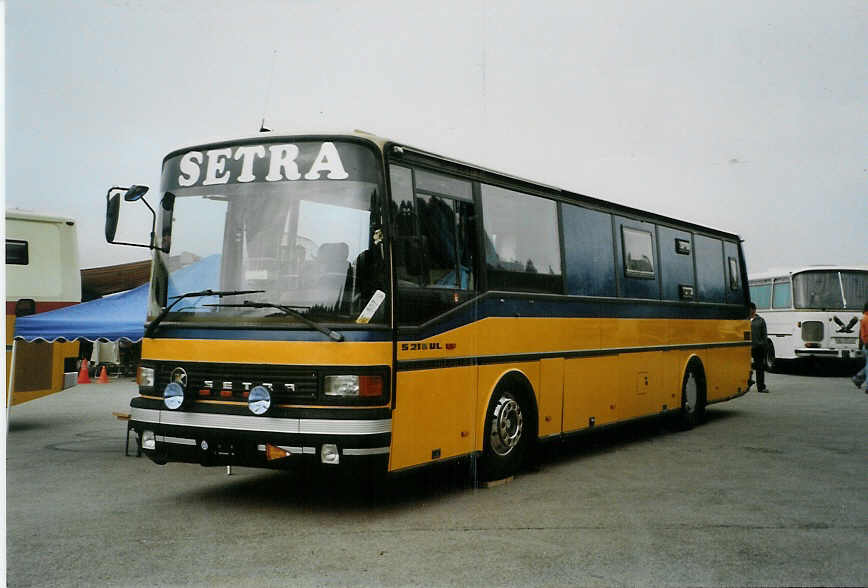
left=749, top=302, right=769, bottom=393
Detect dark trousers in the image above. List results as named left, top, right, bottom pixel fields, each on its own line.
left=751, top=346, right=766, bottom=390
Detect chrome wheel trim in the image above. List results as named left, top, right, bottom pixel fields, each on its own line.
left=489, top=394, right=524, bottom=457
left=684, top=371, right=698, bottom=414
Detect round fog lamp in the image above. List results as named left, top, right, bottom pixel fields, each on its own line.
left=163, top=382, right=185, bottom=410
left=248, top=385, right=271, bottom=415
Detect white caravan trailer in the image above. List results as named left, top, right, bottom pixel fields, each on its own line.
left=5, top=210, right=82, bottom=405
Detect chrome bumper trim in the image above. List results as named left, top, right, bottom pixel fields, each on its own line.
left=343, top=446, right=390, bottom=456
left=156, top=435, right=196, bottom=446
left=131, top=407, right=391, bottom=435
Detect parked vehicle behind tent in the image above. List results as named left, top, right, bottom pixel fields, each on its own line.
left=5, top=210, right=81, bottom=405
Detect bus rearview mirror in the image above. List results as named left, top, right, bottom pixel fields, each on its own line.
left=104, top=185, right=159, bottom=251
left=124, top=185, right=150, bottom=202
left=105, top=193, right=120, bottom=242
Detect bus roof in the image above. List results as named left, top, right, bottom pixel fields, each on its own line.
left=749, top=266, right=868, bottom=281
left=162, top=130, right=743, bottom=242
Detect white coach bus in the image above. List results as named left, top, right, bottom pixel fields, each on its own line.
left=748, top=266, right=867, bottom=370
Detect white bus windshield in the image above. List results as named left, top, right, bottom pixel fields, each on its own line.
left=792, top=270, right=868, bottom=310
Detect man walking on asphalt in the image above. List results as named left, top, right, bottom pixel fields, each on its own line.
left=749, top=302, right=769, bottom=393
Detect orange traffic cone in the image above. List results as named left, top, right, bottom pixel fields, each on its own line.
left=98, top=365, right=109, bottom=384
left=77, top=359, right=91, bottom=384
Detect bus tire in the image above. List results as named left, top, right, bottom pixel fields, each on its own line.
left=764, top=340, right=777, bottom=372
left=678, top=361, right=705, bottom=430
left=480, top=385, right=530, bottom=482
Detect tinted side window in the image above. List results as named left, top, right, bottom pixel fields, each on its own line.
left=615, top=217, right=659, bottom=299
left=6, top=239, right=28, bottom=265
left=724, top=241, right=743, bottom=304
left=622, top=228, right=655, bottom=278
left=389, top=166, right=422, bottom=286
left=562, top=204, right=614, bottom=296
left=481, top=184, right=562, bottom=293
left=390, top=165, right=477, bottom=325
left=658, top=227, right=694, bottom=301
left=749, top=284, right=772, bottom=309
left=772, top=280, right=792, bottom=308
left=694, top=235, right=724, bottom=302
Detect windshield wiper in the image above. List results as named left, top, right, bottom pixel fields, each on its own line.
left=206, top=300, right=345, bottom=342
left=145, top=289, right=265, bottom=337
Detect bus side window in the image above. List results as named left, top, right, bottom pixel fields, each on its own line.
left=389, top=165, right=424, bottom=285
left=724, top=241, right=743, bottom=304
left=658, top=227, right=693, bottom=301
left=772, top=280, right=791, bottom=308
left=615, top=217, right=659, bottom=299
left=562, top=204, right=615, bottom=297
left=750, top=284, right=772, bottom=309
left=481, top=184, right=563, bottom=294
left=390, top=165, right=476, bottom=325
left=694, top=235, right=725, bottom=303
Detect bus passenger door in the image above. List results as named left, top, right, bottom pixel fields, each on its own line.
left=387, top=164, right=479, bottom=471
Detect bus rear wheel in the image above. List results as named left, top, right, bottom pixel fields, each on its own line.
left=678, top=364, right=705, bottom=430
left=480, top=388, right=529, bottom=482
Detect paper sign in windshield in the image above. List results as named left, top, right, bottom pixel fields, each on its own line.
left=356, top=290, right=386, bottom=324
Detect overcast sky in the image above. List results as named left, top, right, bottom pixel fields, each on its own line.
left=5, top=0, right=867, bottom=272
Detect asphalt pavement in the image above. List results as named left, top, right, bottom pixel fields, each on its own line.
left=5, top=365, right=868, bottom=587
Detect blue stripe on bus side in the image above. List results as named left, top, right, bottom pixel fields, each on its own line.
left=151, top=327, right=393, bottom=342
left=399, top=293, right=747, bottom=341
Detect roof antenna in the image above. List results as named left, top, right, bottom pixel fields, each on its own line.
left=259, top=49, right=277, bottom=133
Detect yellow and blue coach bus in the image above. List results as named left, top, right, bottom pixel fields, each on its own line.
left=106, top=131, right=751, bottom=481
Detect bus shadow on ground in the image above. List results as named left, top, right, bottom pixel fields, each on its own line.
left=535, top=408, right=740, bottom=470
left=177, top=459, right=477, bottom=512
left=770, top=359, right=863, bottom=377
left=178, top=411, right=741, bottom=511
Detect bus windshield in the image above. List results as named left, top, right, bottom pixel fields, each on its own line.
left=149, top=140, right=388, bottom=328
left=792, top=270, right=868, bottom=310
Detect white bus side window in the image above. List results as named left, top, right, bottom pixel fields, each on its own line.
left=772, top=280, right=792, bottom=309
left=749, top=284, right=772, bottom=309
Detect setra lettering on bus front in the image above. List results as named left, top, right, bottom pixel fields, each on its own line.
left=176, top=141, right=349, bottom=187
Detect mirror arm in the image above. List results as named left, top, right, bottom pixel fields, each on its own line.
left=139, top=197, right=158, bottom=249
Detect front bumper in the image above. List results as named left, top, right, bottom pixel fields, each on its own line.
left=129, top=399, right=391, bottom=470
left=794, top=347, right=864, bottom=360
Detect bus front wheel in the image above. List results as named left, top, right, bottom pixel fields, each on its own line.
left=480, top=388, right=529, bottom=481
left=678, top=363, right=706, bottom=430
left=764, top=341, right=777, bottom=372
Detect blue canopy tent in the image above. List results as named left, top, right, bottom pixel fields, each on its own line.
left=14, top=255, right=220, bottom=343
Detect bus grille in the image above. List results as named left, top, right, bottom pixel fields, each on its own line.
left=801, top=321, right=824, bottom=342
left=153, top=362, right=318, bottom=403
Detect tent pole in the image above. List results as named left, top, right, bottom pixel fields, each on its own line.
left=7, top=339, right=18, bottom=425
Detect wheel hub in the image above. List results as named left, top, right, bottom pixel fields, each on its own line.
left=684, top=373, right=698, bottom=413
left=490, top=395, right=523, bottom=456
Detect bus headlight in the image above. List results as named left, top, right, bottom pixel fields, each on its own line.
left=248, top=385, right=271, bottom=415
left=323, top=375, right=383, bottom=398
left=139, top=366, right=155, bottom=392
left=163, top=382, right=185, bottom=410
